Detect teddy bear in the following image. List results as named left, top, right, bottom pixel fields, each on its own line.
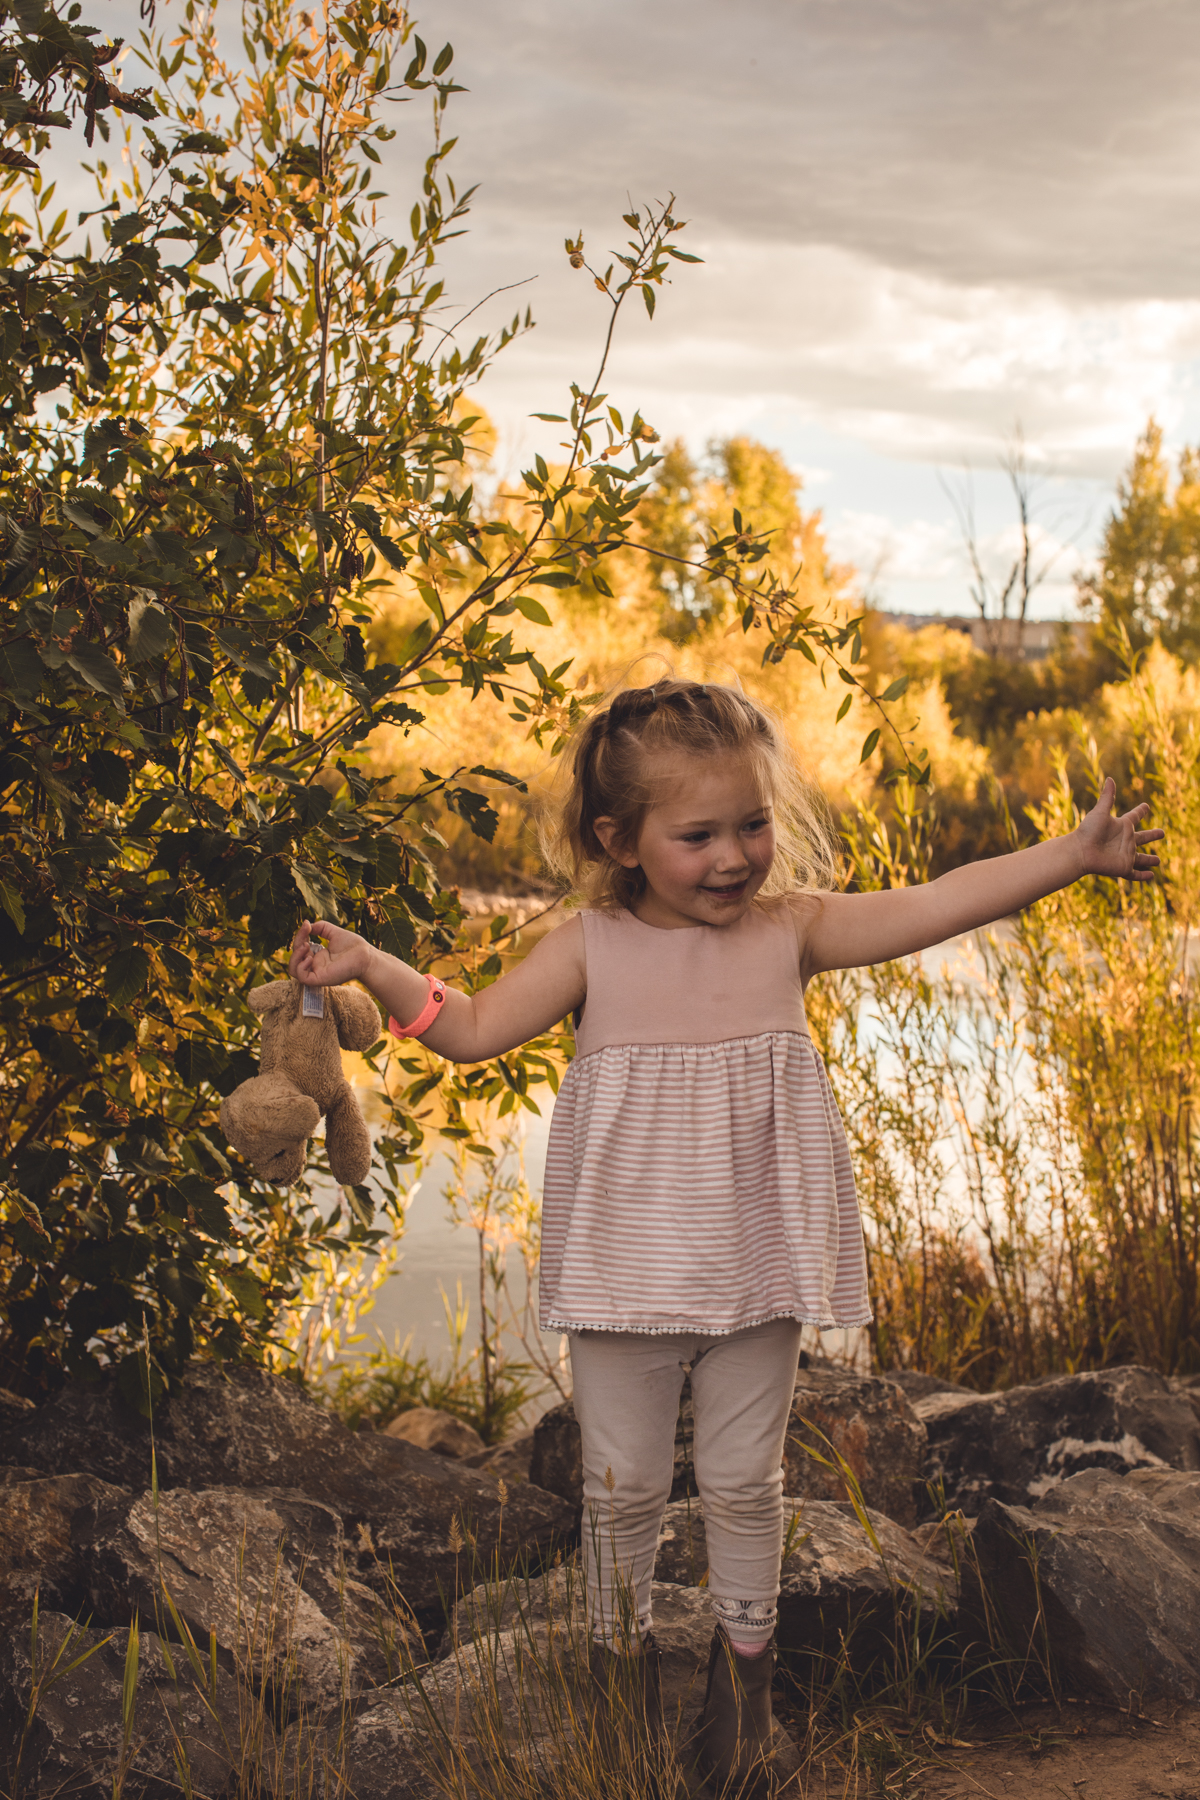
left=219, top=978, right=381, bottom=1186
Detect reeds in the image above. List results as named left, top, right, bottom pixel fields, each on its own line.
left=807, top=650, right=1200, bottom=1387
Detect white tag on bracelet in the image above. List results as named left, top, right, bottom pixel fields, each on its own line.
left=302, top=987, right=325, bottom=1019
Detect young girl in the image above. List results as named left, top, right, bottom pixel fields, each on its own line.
left=289, top=679, right=1161, bottom=1794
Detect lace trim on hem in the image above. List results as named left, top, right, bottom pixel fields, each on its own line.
left=544, top=1306, right=875, bottom=1338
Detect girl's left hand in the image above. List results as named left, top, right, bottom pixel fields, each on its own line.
left=288, top=919, right=370, bottom=986
left=1075, top=778, right=1165, bottom=882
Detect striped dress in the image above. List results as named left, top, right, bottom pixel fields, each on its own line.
left=538, top=904, right=870, bottom=1336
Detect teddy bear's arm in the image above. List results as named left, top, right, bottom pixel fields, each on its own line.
left=330, top=984, right=384, bottom=1052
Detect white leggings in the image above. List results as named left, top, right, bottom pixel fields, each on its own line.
left=569, top=1317, right=802, bottom=1648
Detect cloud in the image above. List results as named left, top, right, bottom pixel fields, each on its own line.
left=426, top=0, right=1200, bottom=303
left=827, top=512, right=960, bottom=588
left=395, top=0, right=1200, bottom=476
left=457, top=238, right=1200, bottom=477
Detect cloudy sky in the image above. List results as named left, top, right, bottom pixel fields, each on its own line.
left=384, top=0, right=1200, bottom=615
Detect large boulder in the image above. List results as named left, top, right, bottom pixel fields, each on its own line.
left=0, top=1610, right=250, bottom=1800
left=0, top=1365, right=575, bottom=1631
left=786, top=1365, right=928, bottom=1526
left=0, top=1469, right=131, bottom=1626
left=963, top=1468, right=1200, bottom=1705
left=466, top=1428, right=537, bottom=1484
left=528, top=1400, right=584, bottom=1509
left=74, top=1484, right=403, bottom=1712
left=916, top=1364, right=1200, bottom=1515
left=655, top=1495, right=957, bottom=1662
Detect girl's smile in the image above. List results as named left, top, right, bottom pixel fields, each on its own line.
left=596, top=755, right=777, bottom=930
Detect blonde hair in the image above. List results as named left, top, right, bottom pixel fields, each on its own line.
left=542, top=678, right=840, bottom=911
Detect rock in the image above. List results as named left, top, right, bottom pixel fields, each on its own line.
left=529, top=1400, right=583, bottom=1509
left=0, top=1471, right=132, bottom=1627
left=919, top=1364, right=1200, bottom=1516
left=786, top=1365, right=928, bottom=1526
left=528, top=1392, right=706, bottom=1517
left=887, top=1370, right=974, bottom=1402
left=0, top=1364, right=575, bottom=1632
left=654, top=1495, right=957, bottom=1663
left=384, top=1406, right=487, bottom=1460
left=75, top=1485, right=403, bottom=1713
left=0, top=1388, right=32, bottom=1436
left=465, top=1428, right=536, bottom=1483
left=963, top=1468, right=1200, bottom=1705
left=0, top=1609, right=251, bottom=1799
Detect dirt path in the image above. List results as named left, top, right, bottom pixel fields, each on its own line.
left=912, top=1704, right=1200, bottom=1800
left=761, top=1702, right=1200, bottom=1799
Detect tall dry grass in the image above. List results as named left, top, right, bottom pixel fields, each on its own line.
left=810, top=646, right=1200, bottom=1385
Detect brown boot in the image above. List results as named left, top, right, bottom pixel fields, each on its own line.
left=588, top=1631, right=665, bottom=1745
left=588, top=1634, right=681, bottom=1794
left=696, top=1626, right=777, bottom=1798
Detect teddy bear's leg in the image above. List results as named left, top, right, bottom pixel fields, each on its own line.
left=220, top=1074, right=320, bottom=1184
left=222, top=1073, right=321, bottom=1144
left=324, top=1082, right=373, bottom=1187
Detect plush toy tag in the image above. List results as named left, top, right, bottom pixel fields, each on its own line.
left=302, top=987, right=325, bottom=1019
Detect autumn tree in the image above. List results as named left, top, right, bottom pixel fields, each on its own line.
left=1078, top=418, right=1200, bottom=658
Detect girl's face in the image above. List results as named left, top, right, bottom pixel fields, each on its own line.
left=598, top=752, right=776, bottom=930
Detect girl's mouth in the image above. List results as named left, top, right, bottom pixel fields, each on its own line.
left=702, top=880, right=748, bottom=899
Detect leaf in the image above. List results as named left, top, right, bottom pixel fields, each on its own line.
left=291, top=860, right=340, bottom=921
left=87, top=749, right=130, bottom=804
left=859, top=728, right=881, bottom=764
left=445, top=787, right=498, bottom=843
left=207, top=737, right=245, bottom=784
left=513, top=596, right=551, bottom=624
left=104, top=946, right=151, bottom=1006
left=65, top=642, right=127, bottom=699
left=177, top=131, right=229, bottom=154
left=881, top=675, right=909, bottom=703
left=172, top=1038, right=229, bottom=1089
left=469, top=765, right=528, bottom=791
left=224, top=1268, right=266, bottom=1320
left=836, top=694, right=852, bottom=723
left=15, top=1142, right=70, bottom=1200
left=347, top=1184, right=374, bottom=1228
left=63, top=500, right=105, bottom=536
left=127, top=595, right=173, bottom=665
left=0, top=879, right=25, bottom=935
left=641, top=283, right=656, bottom=318
left=0, top=635, right=44, bottom=697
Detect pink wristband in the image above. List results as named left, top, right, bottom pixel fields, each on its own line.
left=389, top=975, right=447, bottom=1039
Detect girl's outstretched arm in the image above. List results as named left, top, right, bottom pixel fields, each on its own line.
left=287, top=915, right=587, bottom=1062
left=800, top=778, right=1164, bottom=978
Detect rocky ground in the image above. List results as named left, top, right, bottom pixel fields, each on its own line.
left=2, top=1356, right=1200, bottom=1795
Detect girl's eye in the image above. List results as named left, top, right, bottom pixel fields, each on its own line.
left=682, top=832, right=710, bottom=844
left=744, top=818, right=768, bottom=834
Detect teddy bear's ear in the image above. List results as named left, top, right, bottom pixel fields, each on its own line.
left=329, top=984, right=383, bottom=1052
left=248, top=980, right=296, bottom=1017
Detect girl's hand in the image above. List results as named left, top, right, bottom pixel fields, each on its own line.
left=288, top=919, right=370, bottom=987
left=1075, top=778, right=1164, bottom=883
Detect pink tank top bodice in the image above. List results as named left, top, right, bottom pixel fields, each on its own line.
left=573, top=904, right=807, bottom=1057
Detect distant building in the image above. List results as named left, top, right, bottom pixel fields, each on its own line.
left=878, top=612, right=1089, bottom=662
